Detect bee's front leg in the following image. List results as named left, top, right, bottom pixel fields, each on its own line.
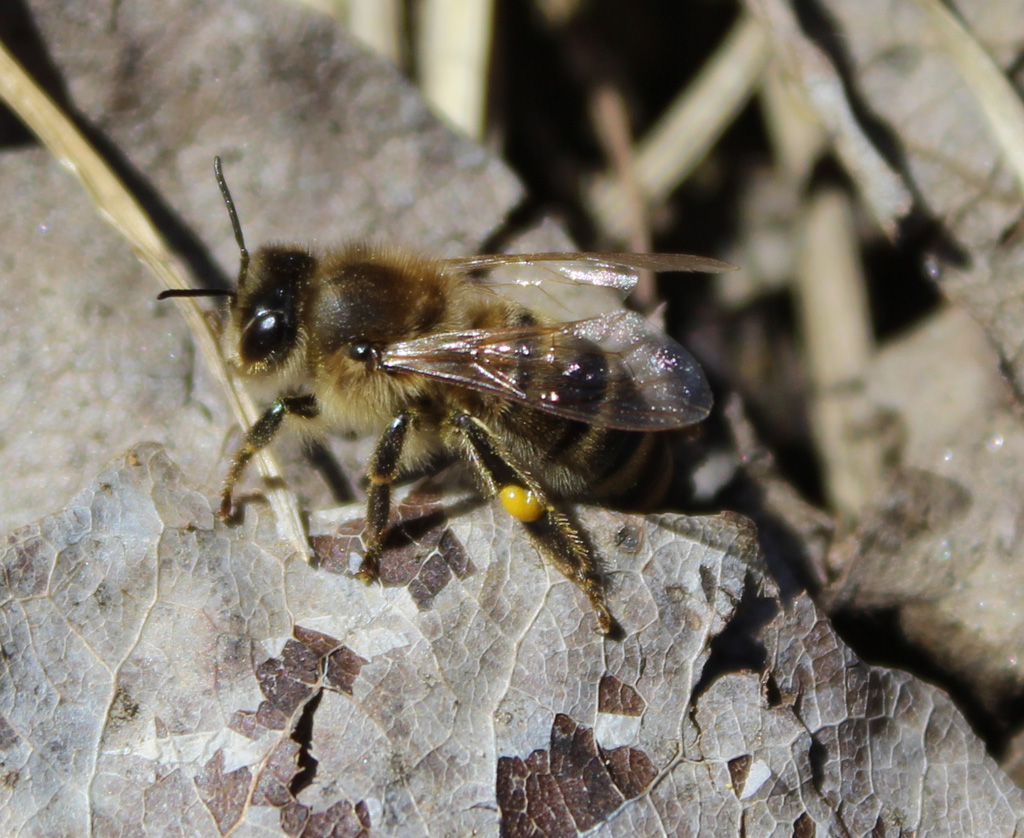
left=448, top=412, right=615, bottom=635
left=359, top=411, right=414, bottom=581
left=221, top=394, right=319, bottom=519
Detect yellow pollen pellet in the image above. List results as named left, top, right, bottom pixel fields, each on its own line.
left=499, top=485, right=545, bottom=522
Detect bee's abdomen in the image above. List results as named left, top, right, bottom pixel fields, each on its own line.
left=497, top=405, right=674, bottom=512
left=589, top=429, right=673, bottom=510
left=556, top=422, right=673, bottom=510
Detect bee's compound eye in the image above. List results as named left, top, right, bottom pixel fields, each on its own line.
left=241, top=309, right=287, bottom=362
left=499, top=485, right=545, bottom=522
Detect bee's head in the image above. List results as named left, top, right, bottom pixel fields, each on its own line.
left=228, top=246, right=314, bottom=377
left=158, top=157, right=313, bottom=380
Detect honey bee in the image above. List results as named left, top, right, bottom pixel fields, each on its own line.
left=161, top=158, right=732, bottom=635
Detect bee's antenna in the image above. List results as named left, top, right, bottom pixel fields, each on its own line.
left=157, top=288, right=236, bottom=301
left=214, top=156, right=250, bottom=288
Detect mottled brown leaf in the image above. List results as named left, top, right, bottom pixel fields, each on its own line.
left=4, top=441, right=1024, bottom=835
left=311, top=521, right=365, bottom=575
left=497, top=714, right=660, bottom=836
left=597, top=674, right=646, bottom=716
left=325, top=647, right=369, bottom=695
left=301, top=799, right=372, bottom=838
left=195, top=751, right=251, bottom=835
left=601, top=746, right=657, bottom=799
left=253, top=740, right=302, bottom=808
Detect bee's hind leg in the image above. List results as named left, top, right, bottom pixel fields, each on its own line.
left=447, top=412, right=615, bottom=635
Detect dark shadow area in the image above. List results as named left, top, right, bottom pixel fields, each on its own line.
left=289, top=687, right=323, bottom=796
left=691, top=571, right=778, bottom=701
left=304, top=439, right=357, bottom=505
left=492, top=0, right=742, bottom=251
left=0, top=2, right=60, bottom=147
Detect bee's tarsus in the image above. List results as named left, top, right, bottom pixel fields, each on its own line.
left=356, top=553, right=380, bottom=582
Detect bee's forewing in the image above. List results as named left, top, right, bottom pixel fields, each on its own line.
left=380, top=310, right=712, bottom=431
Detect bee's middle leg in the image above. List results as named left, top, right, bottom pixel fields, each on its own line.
left=359, top=411, right=414, bottom=581
left=447, top=412, right=614, bottom=635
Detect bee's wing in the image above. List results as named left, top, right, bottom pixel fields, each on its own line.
left=380, top=310, right=712, bottom=431
left=443, top=252, right=735, bottom=295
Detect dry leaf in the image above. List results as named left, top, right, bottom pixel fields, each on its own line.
left=3, top=444, right=1023, bottom=835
